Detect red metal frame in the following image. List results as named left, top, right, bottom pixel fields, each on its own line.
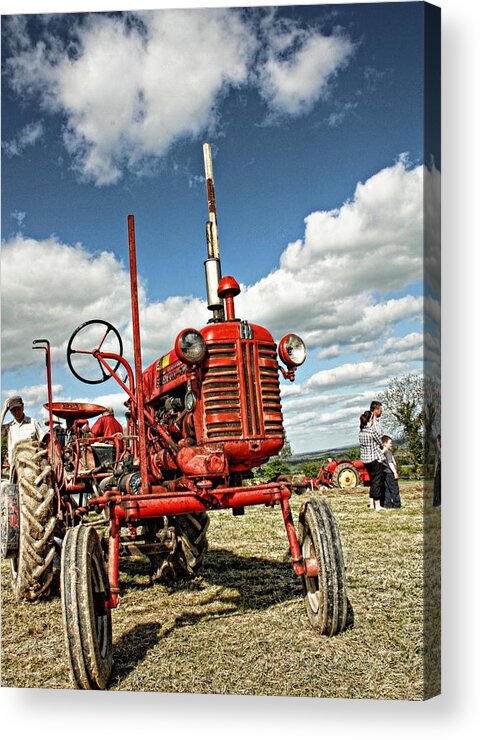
left=86, top=480, right=310, bottom=608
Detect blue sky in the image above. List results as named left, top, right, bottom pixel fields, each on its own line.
left=1, top=1, right=439, bottom=453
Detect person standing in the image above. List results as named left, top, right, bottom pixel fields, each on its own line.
left=381, top=435, right=402, bottom=508
left=359, top=409, right=386, bottom=511
left=1, top=395, right=46, bottom=464
left=370, top=400, right=383, bottom=436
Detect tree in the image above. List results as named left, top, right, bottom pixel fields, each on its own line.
left=379, top=374, right=424, bottom=474
left=278, top=438, right=293, bottom=459
left=302, top=461, right=324, bottom=479
left=345, top=447, right=360, bottom=460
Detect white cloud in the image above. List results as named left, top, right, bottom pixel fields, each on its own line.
left=384, top=332, right=423, bottom=354
left=4, top=10, right=354, bottom=184
left=5, top=11, right=254, bottom=185
left=306, top=361, right=384, bottom=390
left=1, top=158, right=433, bottom=453
left=2, top=383, right=63, bottom=410
left=2, top=120, right=44, bottom=157
left=257, top=24, right=354, bottom=116
left=1, top=235, right=133, bottom=369
left=0, top=233, right=210, bottom=373
left=237, top=158, right=424, bottom=353
left=1, top=158, right=426, bottom=377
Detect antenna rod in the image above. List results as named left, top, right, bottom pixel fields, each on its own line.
left=203, top=143, right=224, bottom=320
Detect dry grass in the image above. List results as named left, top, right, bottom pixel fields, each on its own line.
left=0, top=482, right=440, bottom=698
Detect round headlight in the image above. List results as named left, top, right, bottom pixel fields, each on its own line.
left=175, top=329, right=207, bottom=364
left=278, top=334, right=306, bottom=368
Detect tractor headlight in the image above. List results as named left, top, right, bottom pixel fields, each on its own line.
left=175, top=329, right=207, bottom=365
left=278, top=334, right=306, bottom=368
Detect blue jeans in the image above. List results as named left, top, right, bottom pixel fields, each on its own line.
left=383, top=471, right=401, bottom=508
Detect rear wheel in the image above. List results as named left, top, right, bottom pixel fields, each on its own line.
left=298, top=498, right=348, bottom=636
left=61, top=524, right=113, bottom=689
left=10, top=440, right=56, bottom=601
left=150, top=512, right=209, bottom=583
left=332, top=462, right=359, bottom=489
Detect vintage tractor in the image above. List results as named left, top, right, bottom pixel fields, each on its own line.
left=1, top=144, right=351, bottom=689
left=313, top=459, right=370, bottom=489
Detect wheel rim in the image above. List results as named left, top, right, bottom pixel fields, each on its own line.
left=338, top=469, right=356, bottom=487
left=302, top=530, right=320, bottom=614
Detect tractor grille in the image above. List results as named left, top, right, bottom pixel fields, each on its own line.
left=203, top=338, right=283, bottom=440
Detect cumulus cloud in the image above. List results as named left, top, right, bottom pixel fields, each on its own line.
left=238, top=157, right=424, bottom=354
left=1, top=158, right=426, bottom=376
left=2, top=120, right=44, bottom=157
left=0, top=233, right=210, bottom=372
left=306, top=361, right=387, bottom=391
left=1, top=235, right=133, bottom=369
left=4, top=9, right=354, bottom=184
left=256, top=19, right=354, bottom=116
left=1, top=157, right=433, bottom=452
left=2, top=383, right=63, bottom=410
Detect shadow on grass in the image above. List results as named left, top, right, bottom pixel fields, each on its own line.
left=111, top=548, right=355, bottom=687
left=110, top=548, right=304, bottom=685
left=119, top=547, right=303, bottom=609
left=111, top=621, right=162, bottom=684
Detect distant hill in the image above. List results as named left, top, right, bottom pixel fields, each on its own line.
left=286, top=444, right=356, bottom=466
left=286, top=436, right=406, bottom=467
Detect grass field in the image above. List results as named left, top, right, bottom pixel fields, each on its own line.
left=0, top=481, right=440, bottom=698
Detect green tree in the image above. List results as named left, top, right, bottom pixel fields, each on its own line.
left=253, top=456, right=292, bottom=483
left=345, top=447, right=360, bottom=460
left=278, top=438, right=293, bottom=459
left=379, top=374, right=424, bottom=475
left=302, top=461, right=324, bottom=479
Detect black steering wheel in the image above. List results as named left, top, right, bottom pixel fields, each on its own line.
left=67, top=319, right=123, bottom=385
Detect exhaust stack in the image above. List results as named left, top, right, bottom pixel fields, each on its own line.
left=203, top=143, right=225, bottom=320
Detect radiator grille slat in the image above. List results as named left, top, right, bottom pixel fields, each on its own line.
left=203, top=338, right=283, bottom=440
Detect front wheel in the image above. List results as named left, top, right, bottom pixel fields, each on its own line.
left=298, top=498, right=348, bottom=636
left=61, top=524, right=113, bottom=689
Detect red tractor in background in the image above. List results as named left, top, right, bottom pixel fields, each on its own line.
left=1, top=144, right=352, bottom=690
left=311, top=458, right=370, bottom=489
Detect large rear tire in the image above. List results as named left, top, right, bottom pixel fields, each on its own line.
left=298, top=498, right=348, bottom=636
left=61, top=524, right=113, bottom=689
left=332, top=462, right=359, bottom=489
left=10, top=440, right=56, bottom=601
left=150, top=512, right=209, bottom=583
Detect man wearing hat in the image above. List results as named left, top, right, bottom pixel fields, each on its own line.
left=1, top=396, right=46, bottom=464
left=90, top=407, right=123, bottom=439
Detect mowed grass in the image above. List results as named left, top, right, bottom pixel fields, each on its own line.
left=1, top=482, right=440, bottom=698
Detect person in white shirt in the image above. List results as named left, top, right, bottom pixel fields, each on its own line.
left=1, top=395, right=46, bottom=465
left=370, top=400, right=383, bottom=436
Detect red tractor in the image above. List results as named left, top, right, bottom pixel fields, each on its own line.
left=314, top=459, right=370, bottom=489
left=1, top=144, right=351, bottom=689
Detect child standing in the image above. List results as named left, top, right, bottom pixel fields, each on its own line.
left=381, top=435, right=402, bottom=508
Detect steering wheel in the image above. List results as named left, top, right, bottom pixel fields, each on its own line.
left=67, top=319, right=123, bottom=384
